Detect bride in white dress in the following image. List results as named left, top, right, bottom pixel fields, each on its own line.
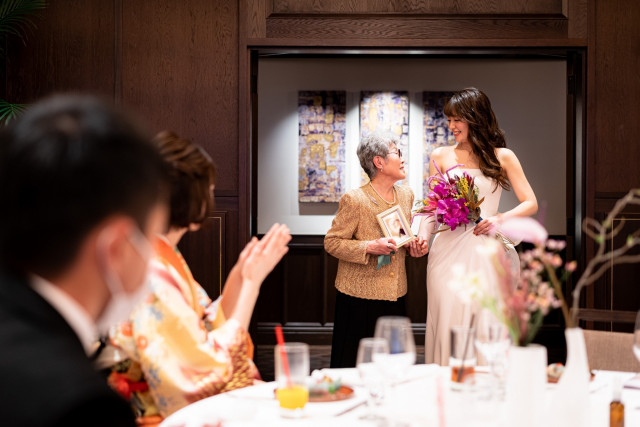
left=418, top=88, right=538, bottom=365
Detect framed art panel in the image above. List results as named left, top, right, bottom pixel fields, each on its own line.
left=423, top=91, right=456, bottom=197
left=298, top=90, right=346, bottom=203
left=360, top=91, right=409, bottom=185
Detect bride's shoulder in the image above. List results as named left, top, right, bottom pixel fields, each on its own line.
left=432, top=146, right=453, bottom=157
left=496, top=147, right=517, bottom=163
left=430, top=146, right=452, bottom=163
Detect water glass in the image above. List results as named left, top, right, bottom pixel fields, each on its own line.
left=475, top=311, right=510, bottom=400
left=274, top=342, right=309, bottom=417
left=634, top=311, right=640, bottom=363
left=450, top=326, right=476, bottom=390
left=356, top=337, right=389, bottom=421
left=374, top=316, right=416, bottom=383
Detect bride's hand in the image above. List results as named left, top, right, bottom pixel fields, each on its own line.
left=474, top=215, right=501, bottom=236
left=408, top=236, right=429, bottom=257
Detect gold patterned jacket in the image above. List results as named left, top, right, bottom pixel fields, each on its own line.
left=324, top=184, right=414, bottom=301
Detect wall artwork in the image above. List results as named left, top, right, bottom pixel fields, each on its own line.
left=360, top=91, right=409, bottom=184
left=298, top=91, right=347, bottom=203
left=423, top=91, right=456, bottom=197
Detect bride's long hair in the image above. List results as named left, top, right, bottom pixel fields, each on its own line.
left=444, top=87, right=511, bottom=191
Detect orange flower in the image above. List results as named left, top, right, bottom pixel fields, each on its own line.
left=137, top=336, right=148, bottom=350
left=120, top=321, right=133, bottom=337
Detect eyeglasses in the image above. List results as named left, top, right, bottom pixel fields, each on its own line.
left=387, top=149, right=402, bottom=158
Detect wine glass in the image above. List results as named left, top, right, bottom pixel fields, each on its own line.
left=356, top=337, right=389, bottom=420
left=633, top=310, right=640, bottom=364
left=374, top=316, right=416, bottom=384
left=474, top=310, right=510, bottom=400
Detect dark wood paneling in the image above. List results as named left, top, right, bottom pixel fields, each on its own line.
left=567, top=0, right=588, bottom=38
left=272, top=0, right=563, bottom=14
left=591, top=0, right=640, bottom=193
left=121, top=0, right=239, bottom=193
left=583, top=199, right=640, bottom=333
left=5, top=0, right=115, bottom=102
left=266, top=16, right=568, bottom=40
left=282, top=246, right=325, bottom=324
left=252, top=235, right=428, bottom=345
left=178, top=211, right=227, bottom=300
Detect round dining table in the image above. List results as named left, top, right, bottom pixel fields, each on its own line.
left=160, top=364, right=640, bottom=426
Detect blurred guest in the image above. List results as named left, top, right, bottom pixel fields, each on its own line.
left=0, top=94, right=169, bottom=426
left=107, top=131, right=291, bottom=418
left=325, top=132, right=428, bottom=368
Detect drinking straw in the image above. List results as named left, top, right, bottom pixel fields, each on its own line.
left=275, top=324, right=292, bottom=387
left=436, top=375, right=446, bottom=427
left=456, top=313, right=476, bottom=383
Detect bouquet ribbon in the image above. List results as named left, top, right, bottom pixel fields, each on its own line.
left=376, top=252, right=394, bottom=270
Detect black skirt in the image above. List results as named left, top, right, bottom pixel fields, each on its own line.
left=330, top=290, right=407, bottom=368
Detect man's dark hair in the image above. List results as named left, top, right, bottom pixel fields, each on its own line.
left=0, top=94, right=168, bottom=278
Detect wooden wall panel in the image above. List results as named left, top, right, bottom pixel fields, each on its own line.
left=178, top=212, right=227, bottom=299
left=121, top=0, right=239, bottom=193
left=252, top=236, right=428, bottom=345
left=272, top=0, right=563, bottom=14
left=265, top=16, right=568, bottom=40
left=585, top=206, right=640, bottom=333
left=5, top=0, right=115, bottom=102
left=591, top=0, right=640, bottom=193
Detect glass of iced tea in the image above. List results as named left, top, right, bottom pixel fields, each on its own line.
left=450, top=326, right=476, bottom=390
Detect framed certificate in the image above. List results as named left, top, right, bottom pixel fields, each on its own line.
left=376, top=205, right=416, bottom=247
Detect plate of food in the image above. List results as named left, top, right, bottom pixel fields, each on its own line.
left=274, top=375, right=355, bottom=403
left=309, top=380, right=355, bottom=403
left=546, top=363, right=595, bottom=383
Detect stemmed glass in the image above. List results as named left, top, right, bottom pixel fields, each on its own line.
left=374, top=316, right=417, bottom=384
left=356, top=337, right=389, bottom=421
left=633, top=310, right=640, bottom=364
left=474, top=310, right=510, bottom=400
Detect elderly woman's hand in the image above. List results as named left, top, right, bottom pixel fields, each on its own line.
left=366, top=238, right=397, bottom=255
left=407, top=236, right=429, bottom=257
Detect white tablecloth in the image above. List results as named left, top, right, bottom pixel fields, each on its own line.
left=160, top=365, right=640, bottom=426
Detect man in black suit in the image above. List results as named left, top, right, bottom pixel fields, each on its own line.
left=0, top=95, right=168, bottom=426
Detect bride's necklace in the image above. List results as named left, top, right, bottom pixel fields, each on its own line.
left=369, top=181, right=396, bottom=206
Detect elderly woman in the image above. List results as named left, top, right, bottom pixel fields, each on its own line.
left=325, top=133, right=428, bottom=368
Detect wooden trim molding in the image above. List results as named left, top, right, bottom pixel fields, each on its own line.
left=265, top=15, right=569, bottom=40
left=576, top=309, right=637, bottom=325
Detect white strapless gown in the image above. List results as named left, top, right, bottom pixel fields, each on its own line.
left=425, top=168, right=519, bottom=365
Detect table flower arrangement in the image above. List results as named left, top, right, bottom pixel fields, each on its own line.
left=449, top=237, right=568, bottom=347
left=499, top=188, right=640, bottom=329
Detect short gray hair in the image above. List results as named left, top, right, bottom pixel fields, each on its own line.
left=357, top=132, right=399, bottom=180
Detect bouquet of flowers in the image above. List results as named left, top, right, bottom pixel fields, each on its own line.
left=413, top=162, right=484, bottom=234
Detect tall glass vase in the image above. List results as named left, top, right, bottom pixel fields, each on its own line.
left=505, top=344, right=547, bottom=427
left=549, top=327, right=590, bottom=427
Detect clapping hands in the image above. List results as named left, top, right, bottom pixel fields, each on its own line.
left=237, top=223, right=291, bottom=286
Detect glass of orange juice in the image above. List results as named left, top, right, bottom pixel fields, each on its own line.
left=274, top=342, right=310, bottom=417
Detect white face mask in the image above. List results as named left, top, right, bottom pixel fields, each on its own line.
left=95, top=226, right=153, bottom=335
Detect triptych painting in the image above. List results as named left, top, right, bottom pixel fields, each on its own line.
left=298, top=90, right=455, bottom=203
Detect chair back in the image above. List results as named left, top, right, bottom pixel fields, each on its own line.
left=583, top=329, right=640, bottom=372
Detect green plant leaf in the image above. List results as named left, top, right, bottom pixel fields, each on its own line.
left=0, top=99, right=28, bottom=126
left=0, top=0, right=47, bottom=46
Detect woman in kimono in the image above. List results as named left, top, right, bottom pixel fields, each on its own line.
left=108, top=131, right=290, bottom=419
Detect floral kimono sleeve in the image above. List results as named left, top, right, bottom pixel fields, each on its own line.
left=111, top=276, right=260, bottom=417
